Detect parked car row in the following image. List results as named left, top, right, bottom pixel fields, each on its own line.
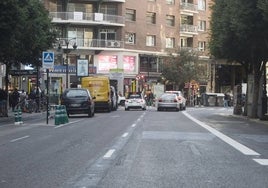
left=60, top=88, right=187, bottom=117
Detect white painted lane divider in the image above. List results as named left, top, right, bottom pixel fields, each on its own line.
left=103, top=149, right=115, bottom=159
left=253, top=159, right=268, bottom=166
left=132, top=123, right=136, bottom=127
left=10, top=135, right=30, bottom=143
left=183, top=111, right=260, bottom=156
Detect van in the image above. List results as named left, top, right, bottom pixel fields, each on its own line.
left=81, top=76, right=112, bottom=112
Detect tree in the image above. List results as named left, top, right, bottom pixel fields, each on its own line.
left=0, top=0, right=56, bottom=84
left=209, top=0, right=268, bottom=118
left=162, top=49, right=202, bottom=93
left=0, top=0, right=57, bottom=113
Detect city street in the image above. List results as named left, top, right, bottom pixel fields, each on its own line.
left=0, top=106, right=268, bottom=188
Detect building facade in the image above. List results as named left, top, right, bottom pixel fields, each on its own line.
left=41, top=0, right=212, bottom=97
left=0, top=0, right=210, bottom=99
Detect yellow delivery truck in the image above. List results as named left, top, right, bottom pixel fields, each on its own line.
left=81, top=76, right=112, bottom=112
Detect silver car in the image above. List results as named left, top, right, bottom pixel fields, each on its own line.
left=165, top=90, right=186, bottom=110
left=157, top=93, right=180, bottom=111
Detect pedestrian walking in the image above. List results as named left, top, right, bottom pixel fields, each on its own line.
left=10, top=88, right=20, bottom=112
left=0, top=88, right=8, bottom=116
left=224, top=93, right=229, bottom=107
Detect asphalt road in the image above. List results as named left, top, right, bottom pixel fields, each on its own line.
left=0, top=106, right=268, bottom=188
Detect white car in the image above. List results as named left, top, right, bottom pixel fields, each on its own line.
left=165, top=91, right=186, bottom=110
left=118, top=95, right=126, bottom=106
left=125, top=93, right=146, bottom=111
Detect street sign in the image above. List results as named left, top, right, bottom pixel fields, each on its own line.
left=42, top=52, right=54, bottom=69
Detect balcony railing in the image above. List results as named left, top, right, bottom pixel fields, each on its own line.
left=55, top=38, right=124, bottom=49
left=180, top=24, right=198, bottom=34
left=180, top=47, right=198, bottom=52
left=50, top=12, right=125, bottom=26
left=180, top=2, right=198, bottom=12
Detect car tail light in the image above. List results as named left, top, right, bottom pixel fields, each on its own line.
left=158, top=99, right=162, bottom=102
left=173, top=99, right=178, bottom=102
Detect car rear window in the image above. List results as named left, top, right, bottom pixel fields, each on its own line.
left=129, top=94, right=141, bottom=99
left=65, top=90, right=88, bottom=97
left=161, top=94, right=176, bottom=100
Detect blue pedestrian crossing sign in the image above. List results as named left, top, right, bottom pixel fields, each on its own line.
left=42, top=51, right=54, bottom=69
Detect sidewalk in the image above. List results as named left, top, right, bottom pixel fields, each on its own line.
left=0, top=108, right=53, bottom=125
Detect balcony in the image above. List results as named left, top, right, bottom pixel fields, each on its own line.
left=50, top=12, right=125, bottom=26
left=180, top=24, right=198, bottom=35
left=55, top=38, right=124, bottom=49
left=180, top=2, right=198, bottom=14
left=180, top=46, right=198, bottom=52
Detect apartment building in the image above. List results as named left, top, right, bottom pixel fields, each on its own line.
left=42, top=0, right=211, bottom=96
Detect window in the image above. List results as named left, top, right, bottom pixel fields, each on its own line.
left=198, top=41, right=206, bottom=51
left=146, top=12, right=156, bottom=24
left=198, top=0, right=206, bottom=10
left=125, top=32, right=136, bottom=44
left=100, top=4, right=117, bottom=15
left=126, top=9, right=136, bottom=21
left=166, top=15, right=175, bottom=26
left=146, top=35, right=156, bottom=46
left=166, top=37, right=175, bottom=48
left=166, top=0, right=175, bottom=5
left=198, top=20, right=206, bottom=31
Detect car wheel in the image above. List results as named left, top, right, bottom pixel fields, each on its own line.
left=107, top=106, right=111, bottom=112
left=88, top=109, right=93, bottom=117
left=157, top=107, right=161, bottom=111
left=125, top=107, right=129, bottom=111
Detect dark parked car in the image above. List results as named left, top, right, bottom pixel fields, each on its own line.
left=61, top=88, right=95, bottom=117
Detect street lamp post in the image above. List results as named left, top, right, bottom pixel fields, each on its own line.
left=59, top=38, right=77, bottom=89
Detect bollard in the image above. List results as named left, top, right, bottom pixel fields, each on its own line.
left=14, top=109, right=20, bottom=125
left=59, top=105, right=64, bottom=124
left=62, top=105, right=69, bottom=123
left=18, top=107, right=23, bottom=124
left=54, top=105, right=60, bottom=125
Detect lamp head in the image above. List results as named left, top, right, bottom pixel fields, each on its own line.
left=73, top=43, right=77, bottom=49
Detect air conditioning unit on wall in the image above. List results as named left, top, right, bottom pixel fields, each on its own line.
left=106, top=41, right=120, bottom=47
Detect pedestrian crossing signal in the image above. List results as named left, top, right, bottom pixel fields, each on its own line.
left=42, top=52, right=54, bottom=69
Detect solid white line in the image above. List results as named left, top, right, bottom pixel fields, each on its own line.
left=253, top=159, right=268, bottom=165
left=103, top=149, right=115, bottom=159
left=54, top=120, right=83, bottom=129
left=122, top=132, right=129, bottom=138
left=10, top=135, right=30, bottom=143
left=183, top=111, right=260, bottom=156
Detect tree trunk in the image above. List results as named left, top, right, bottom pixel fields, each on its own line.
left=247, top=63, right=262, bottom=118
left=4, top=63, right=10, bottom=115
